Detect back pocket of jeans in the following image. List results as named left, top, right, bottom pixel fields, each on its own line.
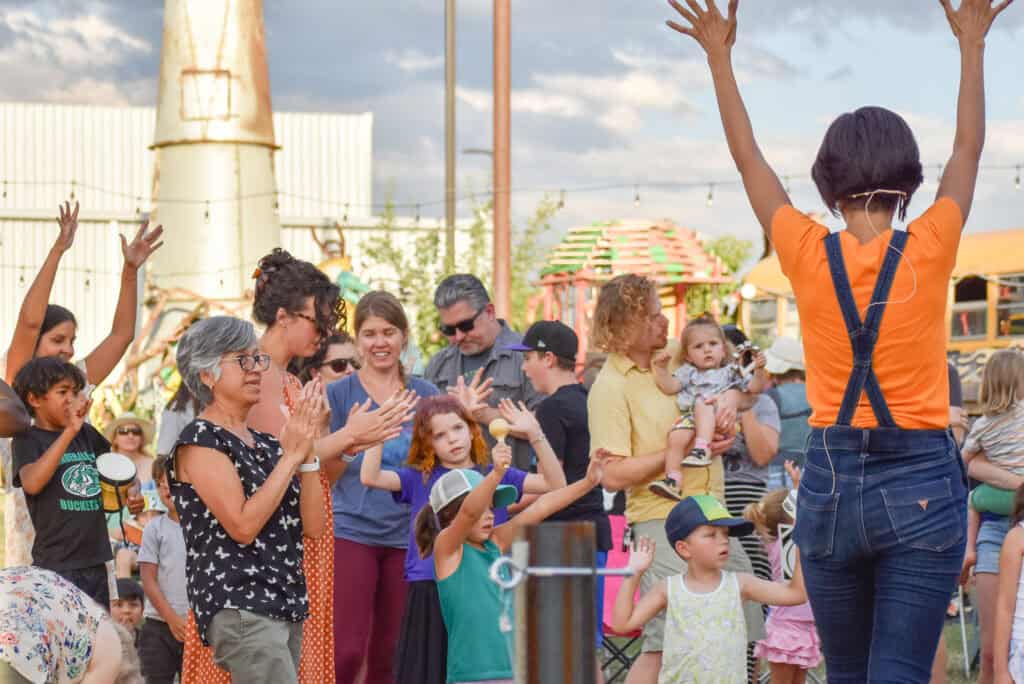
left=880, top=478, right=964, bottom=553
left=793, top=486, right=839, bottom=559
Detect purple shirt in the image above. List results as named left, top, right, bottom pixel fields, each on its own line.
left=394, top=465, right=528, bottom=581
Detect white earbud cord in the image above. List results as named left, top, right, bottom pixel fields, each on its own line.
left=822, top=188, right=919, bottom=494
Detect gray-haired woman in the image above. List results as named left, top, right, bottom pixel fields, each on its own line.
left=169, top=316, right=326, bottom=684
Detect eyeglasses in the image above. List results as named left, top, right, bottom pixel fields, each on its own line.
left=224, top=353, right=272, bottom=372
left=116, top=426, right=143, bottom=436
left=321, top=357, right=360, bottom=374
left=439, top=306, right=486, bottom=337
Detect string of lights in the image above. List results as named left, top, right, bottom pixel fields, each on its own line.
left=0, top=162, right=1021, bottom=212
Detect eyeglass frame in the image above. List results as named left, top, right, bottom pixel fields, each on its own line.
left=116, top=426, right=143, bottom=436
left=222, top=352, right=272, bottom=373
left=438, top=305, right=488, bottom=337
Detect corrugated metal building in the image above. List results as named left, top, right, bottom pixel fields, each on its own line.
left=0, top=102, right=474, bottom=358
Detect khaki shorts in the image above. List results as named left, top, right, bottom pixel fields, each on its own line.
left=631, top=518, right=765, bottom=653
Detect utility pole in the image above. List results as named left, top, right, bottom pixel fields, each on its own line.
left=492, top=0, right=511, bottom=317
left=445, top=0, right=457, bottom=273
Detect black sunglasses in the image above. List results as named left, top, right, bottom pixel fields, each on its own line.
left=438, top=306, right=486, bottom=337
left=321, top=357, right=360, bottom=373
left=116, top=426, right=143, bottom=436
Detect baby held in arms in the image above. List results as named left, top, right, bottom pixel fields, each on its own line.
left=650, top=317, right=767, bottom=501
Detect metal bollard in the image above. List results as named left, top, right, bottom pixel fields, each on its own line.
left=519, top=521, right=597, bottom=684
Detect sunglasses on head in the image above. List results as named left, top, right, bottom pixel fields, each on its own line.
left=321, top=357, right=360, bottom=373
left=438, top=306, right=486, bottom=337
left=117, top=426, right=143, bottom=436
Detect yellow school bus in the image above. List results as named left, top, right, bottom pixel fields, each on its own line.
left=738, top=228, right=1024, bottom=410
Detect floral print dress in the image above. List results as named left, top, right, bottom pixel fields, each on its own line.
left=0, top=566, right=110, bottom=683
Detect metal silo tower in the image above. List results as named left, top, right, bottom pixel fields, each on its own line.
left=150, top=0, right=280, bottom=299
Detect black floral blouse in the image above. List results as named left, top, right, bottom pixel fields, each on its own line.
left=169, top=419, right=308, bottom=645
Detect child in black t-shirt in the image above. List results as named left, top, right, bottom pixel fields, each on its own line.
left=12, top=357, right=113, bottom=608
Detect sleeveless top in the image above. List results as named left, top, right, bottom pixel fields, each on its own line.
left=169, top=419, right=308, bottom=645
left=660, top=571, right=747, bottom=684
left=436, top=540, right=514, bottom=683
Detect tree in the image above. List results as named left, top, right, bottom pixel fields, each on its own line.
left=684, top=235, right=752, bottom=323
left=360, top=196, right=554, bottom=360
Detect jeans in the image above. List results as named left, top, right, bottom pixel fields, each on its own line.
left=794, top=427, right=967, bottom=683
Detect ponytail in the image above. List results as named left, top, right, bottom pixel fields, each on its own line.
left=414, top=493, right=468, bottom=559
left=743, top=488, right=791, bottom=541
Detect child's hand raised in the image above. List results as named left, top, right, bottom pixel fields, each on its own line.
left=491, top=443, right=512, bottom=474
left=66, top=394, right=91, bottom=434
left=497, top=399, right=540, bottom=439
left=627, top=536, right=656, bottom=575
left=652, top=350, right=673, bottom=370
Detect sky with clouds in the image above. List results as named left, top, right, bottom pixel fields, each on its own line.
left=2, top=0, right=1023, bottom=263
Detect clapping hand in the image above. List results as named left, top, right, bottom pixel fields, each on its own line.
left=55, top=201, right=80, bottom=253
left=627, top=536, right=656, bottom=575
left=344, top=389, right=418, bottom=451
left=448, top=369, right=494, bottom=416
left=66, top=393, right=91, bottom=435
left=121, top=219, right=165, bottom=270
left=497, top=399, right=540, bottom=439
left=665, top=0, right=739, bottom=60
left=281, top=380, right=325, bottom=467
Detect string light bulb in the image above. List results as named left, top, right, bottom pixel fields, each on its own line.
left=706, top=184, right=715, bottom=208
left=1015, top=165, right=1021, bottom=191
left=557, top=189, right=565, bottom=209
left=343, top=203, right=349, bottom=224
left=69, top=180, right=76, bottom=201
left=273, top=194, right=280, bottom=214
left=633, top=186, right=641, bottom=207
left=2, top=180, right=6, bottom=199
left=135, top=197, right=142, bottom=215
left=415, top=204, right=421, bottom=223
left=204, top=201, right=211, bottom=223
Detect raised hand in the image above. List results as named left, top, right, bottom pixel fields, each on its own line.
left=665, top=0, right=739, bottom=60
left=652, top=349, right=673, bottom=371
left=448, top=368, right=494, bottom=416
left=628, top=536, right=656, bottom=574
left=281, top=381, right=322, bottom=466
left=121, top=219, right=165, bottom=270
left=66, top=395, right=91, bottom=435
left=491, top=442, right=512, bottom=474
left=496, top=398, right=540, bottom=439
left=55, top=201, right=80, bottom=253
left=940, top=0, right=1014, bottom=45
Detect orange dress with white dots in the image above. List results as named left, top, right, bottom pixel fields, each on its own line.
left=179, top=375, right=335, bottom=683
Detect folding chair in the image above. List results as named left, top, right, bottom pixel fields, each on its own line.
left=601, top=515, right=642, bottom=683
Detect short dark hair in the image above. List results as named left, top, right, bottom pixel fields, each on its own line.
left=115, top=578, right=144, bottom=603
left=812, top=106, right=924, bottom=221
left=291, top=332, right=355, bottom=384
left=555, top=355, right=576, bottom=372
left=152, top=454, right=170, bottom=483
left=13, top=357, right=85, bottom=416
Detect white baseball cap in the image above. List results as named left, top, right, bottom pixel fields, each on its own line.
left=764, top=336, right=805, bottom=374
left=428, top=468, right=519, bottom=514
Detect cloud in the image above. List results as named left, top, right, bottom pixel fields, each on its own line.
left=384, top=49, right=443, bottom=74
left=825, top=65, right=854, bottom=81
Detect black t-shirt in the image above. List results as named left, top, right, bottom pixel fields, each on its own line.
left=535, top=383, right=612, bottom=551
left=12, top=424, right=112, bottom=571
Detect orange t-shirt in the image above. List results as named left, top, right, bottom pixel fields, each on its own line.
left=772, top=197, right=963, bottom=429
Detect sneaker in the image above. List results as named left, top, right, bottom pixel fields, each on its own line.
left=681, top=447, right=711, bottom=468
left=649, top=477, right=683, bottom=501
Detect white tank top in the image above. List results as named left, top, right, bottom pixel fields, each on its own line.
left=660, top=571, right=747, bottom=684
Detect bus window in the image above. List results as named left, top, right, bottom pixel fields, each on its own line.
left=997, top=274, right=1024, bottom=338
left=951, top=276, right=987, bottom=340
left=748, top=298, right=777, bottom=345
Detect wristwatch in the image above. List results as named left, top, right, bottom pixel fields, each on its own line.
left=299, top=457, right=321, bottom=473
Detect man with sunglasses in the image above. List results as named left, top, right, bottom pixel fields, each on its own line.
left=423, top=274, right=543, bottom=471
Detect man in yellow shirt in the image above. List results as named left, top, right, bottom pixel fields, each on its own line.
left=588, top=274, right=763, bottom=683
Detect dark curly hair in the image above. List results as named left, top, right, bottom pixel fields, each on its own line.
left=252, top=248, right=346, bottom=336
left=13, top=357, right=85, bottom=416
left=811, top=106, right=924, bottom=221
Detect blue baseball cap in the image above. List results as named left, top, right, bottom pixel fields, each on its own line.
left=665, top=495, right=754, bottom=546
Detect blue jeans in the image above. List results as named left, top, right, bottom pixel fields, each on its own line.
left=794, top=427, right=967, bottom=683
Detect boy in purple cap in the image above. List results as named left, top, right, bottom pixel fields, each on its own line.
left=611, top=495, right=807, bottom=683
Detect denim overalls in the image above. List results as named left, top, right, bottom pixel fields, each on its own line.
left=793, top=230, right=968, bottom=683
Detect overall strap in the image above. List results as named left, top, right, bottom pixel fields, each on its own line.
left=823, top=230, right=909, bottom=427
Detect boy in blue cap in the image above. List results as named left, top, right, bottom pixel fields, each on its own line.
left=611, top=495, right=807, bottom=683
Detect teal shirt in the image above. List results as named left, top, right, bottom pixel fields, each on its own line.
left=437, top=540, right=513, bottom=683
